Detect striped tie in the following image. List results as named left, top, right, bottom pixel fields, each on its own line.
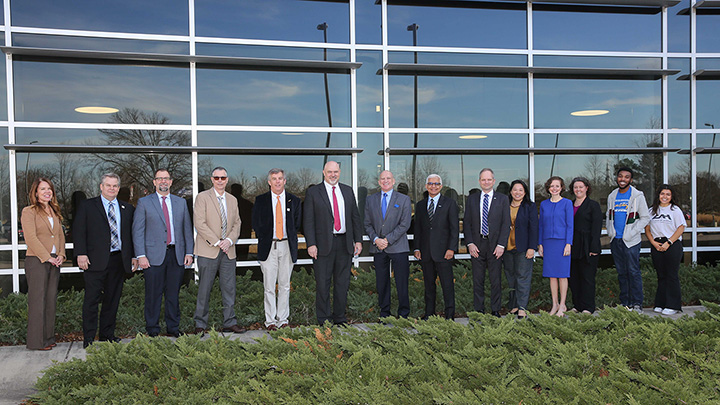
left=108, top=202, right=120, bottom=251
left=482, top=193, right=489, bottom=236
left=218, top=196, right=227, bottom=239
left=428, top=198, right=435, bottom=222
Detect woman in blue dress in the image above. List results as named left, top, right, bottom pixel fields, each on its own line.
left=538, top=176, right=573, bottom=317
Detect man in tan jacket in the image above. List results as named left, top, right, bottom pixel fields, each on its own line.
left=193, top=167, right=244, bottom=334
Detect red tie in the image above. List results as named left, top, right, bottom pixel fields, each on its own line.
left=332, top=186, right=341, bottom=232
left=162, top=196, right=171, bottom=245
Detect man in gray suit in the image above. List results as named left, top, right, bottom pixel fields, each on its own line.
left=364, top=170, right=412, bottom=318
left=133, top=169, right=194, bottom=337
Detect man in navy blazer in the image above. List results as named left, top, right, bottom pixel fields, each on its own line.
left=132, top=169, right=194, bottom=337
left=252, top=168, right=302, bottom=330
left=74, top=173, right=136, bottom=348
left=414, top=174, right=459, bottom=320
left=464, top=168, right=511, bottom=317
left=364, top=170, right=412, bottom=318
left=304, top=161, right=362, bottom=325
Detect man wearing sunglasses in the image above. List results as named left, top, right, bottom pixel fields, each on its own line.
left=193, top=167, right=244, bottom=335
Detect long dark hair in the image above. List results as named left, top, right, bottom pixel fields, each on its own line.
left=28, top=177, right=63, bottom=220
left=651, top=184, right=679, bottom=214
left=509, top=179, right=533, bottom=206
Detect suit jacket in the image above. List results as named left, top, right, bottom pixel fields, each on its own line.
left=303, top=182, right=362, bottom=256
left=512, top=201, right=539, bottom=253
left=364, top=190, right=411, bottom=254
left=464, top=191, right=511, bottom=251
left=73, top=196, right=135, bottom=273
left=571, top=198, right=603, bottom=261
left=414, top=195, right=459, bottom=262
left=21, top=206, right=66, bottom=263
left=252, top=191, right=302, bottom=263
left=132, top=193, right=194, bottom=266
left=194, top=189, right=241, bottom=259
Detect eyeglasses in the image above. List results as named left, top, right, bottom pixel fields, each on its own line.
left=426, top=182, right=442, bottom=186
left=154, top=177, right=171, bottom=181
left=212, top=176, right=228, bottom=181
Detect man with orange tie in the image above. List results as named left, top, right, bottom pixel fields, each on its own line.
left=304, top=161, right=362, bottom=325
left=252, top=168, right=302, bottom=330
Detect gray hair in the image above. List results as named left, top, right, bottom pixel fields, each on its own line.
left=267, top=168, right=285, bottom=181
left=211, top=166, right=227, bottom=175
left=425, top=174, right=442, bottom=185
left=479, top=168, right=494, bottom=178
left=100, top=172, right=120, bottom=186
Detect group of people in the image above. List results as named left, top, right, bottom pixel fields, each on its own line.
left=21, top=163, right=686, bottom=351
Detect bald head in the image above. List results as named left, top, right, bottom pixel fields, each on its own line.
left=378, top=170, right=395, bottom=192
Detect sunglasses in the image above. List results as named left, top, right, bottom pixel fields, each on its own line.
left=213, top=176, right=228, bottom=180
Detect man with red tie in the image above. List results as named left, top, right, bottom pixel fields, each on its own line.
left=303, top=161, right=362, bottom=325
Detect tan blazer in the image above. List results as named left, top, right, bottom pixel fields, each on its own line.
left=21, top=206, right=66, bottom=263
left=194, top=189, right=241, bottom=259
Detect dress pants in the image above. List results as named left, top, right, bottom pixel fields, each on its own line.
left=373, top=251, right=410, bottom=318
left=502, top=249, right=533, bottom=311
left=194, top=251, right=238, bottom=329
left=421, top=259, right=455, bottom=319
left=259, top=240, right=294, bottom=327
left=651, top=242, right=683, bottom=310
left=313, top=233, right=352, bottom=325
left=25, top=256, right=59, bottom=350
left=611, top=239, right=643, bottom=307
left=83, top=252, right=125, bottom=345
left=144, top=246, right=185, bottom=335
left=471, top=238, right=502, bottom=313
left=569, top=255, right=599, bottom=313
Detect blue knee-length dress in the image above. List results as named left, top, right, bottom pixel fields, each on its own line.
left=539, top=198, right=574, bottom=278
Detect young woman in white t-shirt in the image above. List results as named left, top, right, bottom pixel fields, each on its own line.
left=644, top=184, right=685, bottom=315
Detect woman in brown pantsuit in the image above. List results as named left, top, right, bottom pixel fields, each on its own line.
left=21, top=178, right=65, bottom=350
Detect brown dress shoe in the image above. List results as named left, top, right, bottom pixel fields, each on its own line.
left=222, top=325, right=247, bottom=334
left=266, top=325, right=277, bottom=331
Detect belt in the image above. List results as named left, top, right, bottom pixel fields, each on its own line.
left=109, top=250, right=121, bottom=256
left=480, top=234, right=489, bottom=239
left=333, top=233, right=346, bottom=237
left=167, top=244, right=175, bottom=250
left=272, top=238, right=288, bottom=242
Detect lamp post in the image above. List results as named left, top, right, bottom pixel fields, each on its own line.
left=407, top=23, right=419, bottom=201
left=318, top=22, right=332, bottom=166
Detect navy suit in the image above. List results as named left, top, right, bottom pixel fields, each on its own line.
left=132, top=193, right=193, bottom=335
left=364, top=190, right=412, bottom=318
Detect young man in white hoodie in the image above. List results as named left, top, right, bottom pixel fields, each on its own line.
left=606, top=167, right=650, bottom=314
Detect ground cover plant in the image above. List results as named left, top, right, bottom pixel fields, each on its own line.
left=31, top=303, right=720, bottom=403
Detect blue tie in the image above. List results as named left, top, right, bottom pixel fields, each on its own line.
left=381, top=193, right=388, bottom=219
left=482, top=193, right=489, bottom=236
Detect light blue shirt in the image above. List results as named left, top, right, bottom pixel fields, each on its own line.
left=427, top=194, right=440, bottom=211
left=157, top=193, right=175, bottom=245
left=381, top=189, right=394, bottom=208
left=101, top=195, right=122, bottom=251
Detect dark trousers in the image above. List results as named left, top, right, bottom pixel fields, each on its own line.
left=471, top=238, right=502, bottom=313
left=82, top=253, right=125, bottom=344
left=569, top=255, right=599, bottom=313
left=314, top=234, right=352, bottom=325
left=373, top=251, right=410, bottom=318
left=611, top=239, right=643, bottom=306
left=25, top=256, right=59, bottom=350
left=144, top=246, right=184, bottom=335
left=421, top=259, right=455, bottom=319
left=651, top=242, right=683, bottom=310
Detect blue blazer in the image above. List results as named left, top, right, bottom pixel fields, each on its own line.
left=538, top=198, right=573, bottom=245
left=512, top=201, right=539, bottom=252
left=132, top=193, right=194, bottom=267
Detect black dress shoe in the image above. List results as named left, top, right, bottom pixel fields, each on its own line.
left=168, top=331, right=182, bottom=338
left=491, top=311, right=501, bottom=318
left=100, top=336, right=121, bottom=343
left=83, top=341, right=93, bottom=349
left=222, top=325, right=247, bottom=333
left=148, top=332, right=159, bottom=337
left=194, top=327, right=206, bottom=336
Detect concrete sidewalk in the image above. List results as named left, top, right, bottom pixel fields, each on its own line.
left=0, top=305, right=706, bottom=405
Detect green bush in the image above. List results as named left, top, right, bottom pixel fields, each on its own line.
left=0, top=260, right=717, bottom=345
left=32, top=304, right=720, bottom=403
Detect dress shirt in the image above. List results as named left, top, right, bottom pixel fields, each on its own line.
left=272, top=190, right=287, bottom=239
left=374, top=189, right=394, bottom=243
left=157, top=192, right=175, bottom=245
left=214, top=188, right=233, bottom=245
left=323, top=181, right=346, bottom=234
left=48, top=217, right=56, bottom=254
left=480, top=190, right=494, bottom=234
left=101, top=195, right=122, bottom=251
left=426, top=194, right=440, bottom=212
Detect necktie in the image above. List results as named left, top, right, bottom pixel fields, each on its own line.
left=482, top=193, right=490, bottom=236
left=275, top=195, right=284, bottom=240
left=381, top=193, right=388, bottom=219
left=108, top=202, right=120, bottom=251
left=218, top=196, right=227, bottom=239
left=161, top=196, right=172, bottom=245
left=332, top=186, right=341, bottom=232
left=428, top=198, right=435, bottom=222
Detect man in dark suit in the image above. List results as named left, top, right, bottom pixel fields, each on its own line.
left=252, top=168, right=302, bottom=330
left=463, top=168, right=511, bottom=317
left=74, top=173, right=136, bottom=348
left=304, top=161, right=362, bottom=325
left=133, top=169, right=194, bottom=337
left=364, top=170, right=412, bottom=318
left=414, top=174, right=459, bottom=320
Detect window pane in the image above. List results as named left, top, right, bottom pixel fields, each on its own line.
left=668, top=134, right=691, bottom=220
left=197, top=68, right=350, bottom=126
left=697, top=10, right=720, bottom=53
left=534, top=79, right=661, bottom=129
left=392, top=133, right=528, bottom=148
left=697, top=134, right=720, bottom=227
left=534, top=55, right=660, bottom=69
left=0, top=59, right=6, bottom=121
left=668, top=58, right=690, bottom=129
left=16, top=127, right=191, bottom=147
left=13, top=34, right=189, bottom=54
left=357, top=51, right=383, bottom=128
left=0, top=130, right=10, bottom=245
left=195, top=0, right=350, bottom=43
left=389, top=52, right=527, bottom=66
left=356, top=0, right=381, bottom=44
left=11, top=0, right=188, bottom=35
left=667, top=0, right=690, bottom=53
left=13, top=61, right=190, bottom=124
left=535, top=133, right=660, bottom=149
left=195, top=43, right=349, bottom=61
left=357, top=133, right=384, bottom=223
left=388, top=4, right=526, bottom=49
left=197, top=131, right=350, bottom=148
left=389, top=76, right=528, bottom=128
left=696, top=59, right=720, bottom=130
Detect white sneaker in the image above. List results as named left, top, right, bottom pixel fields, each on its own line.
left=653, top=307, right=663, bottom=313
left=661, top=308, right=679, bottom=315
left=632, top=305, right=643, bottom=314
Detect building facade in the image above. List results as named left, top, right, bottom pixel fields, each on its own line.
left=1, top=0, right=718, bottom=293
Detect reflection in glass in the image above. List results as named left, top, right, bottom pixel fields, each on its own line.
left=697, top=12, right=720, bottom=53
left=356, top=0, right=381, bottom=44
left=668, top=134, right=691, bottom=220
left=195, top=0, right=350, bottom=43
left=668, top=59, right=690, bottom=129
left=389, top=52, right=527, bottom=67
left=696, top=60, right=720, bottom=130
left=0, top=130, right=10, bottom=245
left=392, top=133, right=527, bottom=148
left=13, top=61, right=190, bottom=124
left=533, top=56, right=660, bottom=69
left=16, top=122, right=191, bottom=147
left=195, top=43, right=349, bottom=61
left=389, top=76, right=527, bottom=128
left=357, top=52, right=383, bottom=128
left=11, top=0, right=188, bottom=35
left=697, top=134, right=720, bottom=227
left=12, top=34, right=190, bottom=54
left=197, top=68, right=350, bottom=126
left=197, top=132, right=350, bottom=148
left=357, top=133, right=384, bottom=223
left=533, top=8, right=660, bottom=52
left=535, top=133, right=660, bottom=149
left=0, top=60, right=6, bottom=121
left=667, top=0, right=690, bottom=53
left=534, top=79, right=661, bottom=129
